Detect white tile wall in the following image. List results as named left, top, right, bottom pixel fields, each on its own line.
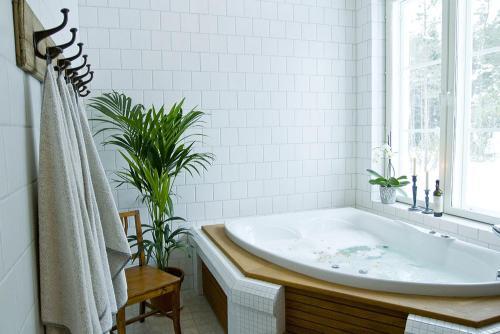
left=0, top=1, right=79, bottom=333
left=78, top=0, right=359, bottom=290
left=79, top=1, right=358, bottom=222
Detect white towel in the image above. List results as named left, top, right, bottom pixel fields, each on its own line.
left=39, top=65, right=103, bottom=334
left=75, top=91, right=131, bottom=310
left=58, top=77, right=116, bottom=331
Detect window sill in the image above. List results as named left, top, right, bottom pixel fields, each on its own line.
left=357, top=200, right=500, bottom=251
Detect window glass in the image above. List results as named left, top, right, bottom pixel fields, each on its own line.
left=398, top=0, right=442, bottom=195
left=453, top=0, right=500, bottom=216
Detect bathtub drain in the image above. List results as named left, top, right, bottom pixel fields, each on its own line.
left=358, top=269, right=368, bottom=274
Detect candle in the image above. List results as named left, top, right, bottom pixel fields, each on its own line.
left=425, top=170, right=429, bottom=189
left=412, top=158, right=416, bottom=176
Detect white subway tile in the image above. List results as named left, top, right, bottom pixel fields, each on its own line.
left=119, top=8, right=140, bottom=29
left=153, top=71, right=172, bottom=89
left=214, top=183, right=230, bottom=200
left=161, top=12, right=181, bottom=31
left=172, top=32, right=191, bottom=51
left=223, top=200, right=240, bottom=217
left=191, top=33, right=210, bottom=52
left=131, top=30, right=152, bottom=49
left=205, top=201, right=223, bottom=219
left=172, top=71, right=192, bottom=89
left=181, top=13, right=200, bottom=32
left=133, top=70, right=153, bottom=89
left=171, top=0, right=190, bottom=12
left=181, top=53, right=200, bottom=71
left=141, top=10, right=161, bottom=30
left=110, top=29, right=131, bottom=48
left=209, top=0, right=226, bottom=15
left=235, top=17, right=252, bottom=35
left=121, top=49, right=142, bottom=69
left=100, top=49, right=121, bottom=68
left=79, top=6, right=98, bottom=26
left=112, top=70, right=133, bottom=89
left=150, top=0, right=170, bottom=10
left=199, top=14, right=218, bottom=33
left=190, top=0, right=209, bottom=13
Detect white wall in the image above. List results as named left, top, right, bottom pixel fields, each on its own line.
left=77, top=0, right=359, bottom=291
left=0, top=1, right=79, bottom=333
left=79, top=0, right=358, bottom=223
left=355, top=0, right=386, bottom=207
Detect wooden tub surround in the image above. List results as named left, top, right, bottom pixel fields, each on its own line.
left=201, top=224, right=500, bottom=332
left=202, top=262, right=228, bottom=333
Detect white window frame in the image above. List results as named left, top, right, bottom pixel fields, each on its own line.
left=386, top=0, right=500, bottom=225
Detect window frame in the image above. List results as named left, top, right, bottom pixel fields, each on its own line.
left=386, top=0, right=500, bottom=225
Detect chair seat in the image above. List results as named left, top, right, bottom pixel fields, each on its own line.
left=125, top=265, right=180, bottom=304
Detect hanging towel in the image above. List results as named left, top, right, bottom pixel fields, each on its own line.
left=39, top=65, right=103, bottom=334
left=74, top=91, right=131, bottom=310
left=57, top=77, right=115, bottom=331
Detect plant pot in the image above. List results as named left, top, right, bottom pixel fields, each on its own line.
left=379, top=186, right=396, bottom=204
left=150, top=267, right=185, bottom=313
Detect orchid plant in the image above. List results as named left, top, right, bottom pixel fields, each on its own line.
left=367, top=138, right=409, bottom=191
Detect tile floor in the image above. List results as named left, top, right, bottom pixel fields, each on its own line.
left=119, top=290, right=224, bottom=334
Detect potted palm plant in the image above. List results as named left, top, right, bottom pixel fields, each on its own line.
left=90, top=92, right=214, bottom=311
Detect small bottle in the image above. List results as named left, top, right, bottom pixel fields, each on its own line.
left=433, top=180, right=443, bottom=217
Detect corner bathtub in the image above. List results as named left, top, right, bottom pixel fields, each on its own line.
left=225, top=207, right=500, bottom=297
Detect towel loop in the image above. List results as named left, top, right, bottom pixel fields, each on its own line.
left=55, top=59, right=71, bottom=77
left=33, top=8, right=69, bottom=59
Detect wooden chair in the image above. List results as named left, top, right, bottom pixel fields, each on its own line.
left=112, top=210, right=182, bottom=334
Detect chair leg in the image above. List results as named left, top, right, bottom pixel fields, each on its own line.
left=171, top=285, right=182, bottom=334
left=139, top=301, right=146, bottom=323
left=117, top=307, right=126, bottom=334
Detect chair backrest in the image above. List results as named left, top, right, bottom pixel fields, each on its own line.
left=119, top=210, right=146, bottom=266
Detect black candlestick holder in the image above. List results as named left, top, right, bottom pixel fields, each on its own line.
left=422, top=189, right=433, bottom=214
left=408, top=175, right=421, bottom=212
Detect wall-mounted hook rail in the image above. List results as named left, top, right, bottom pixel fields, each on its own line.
left=13, top=1, right=95, bottom=94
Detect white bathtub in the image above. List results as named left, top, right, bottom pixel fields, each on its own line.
left=225, top=207, right=500, bottom=297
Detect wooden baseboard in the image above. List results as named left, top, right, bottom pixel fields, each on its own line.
left=202, top=262, right=228, bottom=333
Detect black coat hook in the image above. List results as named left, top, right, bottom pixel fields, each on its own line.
left=33, top=8, right=69, bottom=59
left=67, top=55, right=87, bottom=77
left=75, top=69, right=92, bottom=85
left=56, top=42, right=83, bottom=74
left=76, top=71, right=94, bottom=89
left=45, top=27, right=78, bottom=59
left=79, top=90, right=91, bottom=97
left=78, top=85, right=87, bottom=93
left=58, top=42, right=83, bottom=67
left=72, top=64, right=91, bottom=83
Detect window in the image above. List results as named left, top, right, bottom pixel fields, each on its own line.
left=388, top=0, right=500, bottom=223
